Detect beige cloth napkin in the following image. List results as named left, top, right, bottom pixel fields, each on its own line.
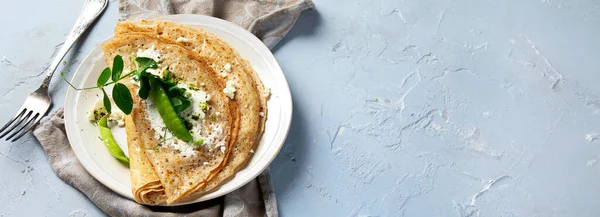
left=33, top=0, right=313, bottom=216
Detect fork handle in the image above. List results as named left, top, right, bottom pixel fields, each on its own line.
left=40, top=0, right=108, bottom=90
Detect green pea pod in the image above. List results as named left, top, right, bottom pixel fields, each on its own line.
left=149, top=76, right=193, bottom=142
left=98, top=115, right=130, bottom=165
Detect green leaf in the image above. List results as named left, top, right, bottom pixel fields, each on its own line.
left=170, top=97, right=182, bottom=107
left=135, top=57, right=158, bottom=75
left=155, top=73, right=177, bottom=89
left=112, top=83, right=133, bottom=115
left=138, top=75, right=150, bottom=100
left=177, top=97, right=191, bottom=113
left=136, top=57, right=157, bottom=67
left=111, top=55, right=124, bottom=81
left=160, top=79, right=177, bottom=89
left=97, top=67, right=111, bottom=87
left=170, top=97, right=191, bottom=113
left=102, top=88, right=111, bottom=113
left=167, top=86, right=185, bottom=97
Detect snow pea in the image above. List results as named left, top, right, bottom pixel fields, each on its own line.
left=98, top=115, right=130, bottom=165
left=149, top=76, right=193, bottom=142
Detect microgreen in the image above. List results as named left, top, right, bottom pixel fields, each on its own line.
left=63, top=54, right=192, bottom=119
left=169, top=97, right=191, bottom=113
left=112, top=83, right=133, bottom=114
left=138, top=75, right=151, bottom=99
left=111, top=55, right=124, bottom=82
left=101, top=88, right=112, bottom=113
left=135, top=57, right=158, bottom=76
left=97, top=67, right=111, bottom=87
left=62, top=55, right=134, bottom=114
left=170, top=97, right=182, bottom=107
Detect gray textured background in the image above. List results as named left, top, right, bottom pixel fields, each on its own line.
left=1, top=0, right=600, bottom=216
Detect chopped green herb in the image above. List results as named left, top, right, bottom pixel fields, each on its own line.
left=199, top=102, right=209, bottom=113
left=194, top=138, right=204, bottom=146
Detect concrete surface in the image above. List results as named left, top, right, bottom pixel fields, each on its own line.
left=1, top=0, right=600, bottom=216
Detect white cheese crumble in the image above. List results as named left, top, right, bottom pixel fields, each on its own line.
left=107, top=111, right=125, bottom=128
left=146, top=67, right=163, bottom=77
left=136, top=45, right=161, bottom=62
left=264, top=87, right=271, bottom=99
left=250, top=149, right=254, bottom=153
left=219, top=63, right=232, bottom=77
left=205, top=125, right=226, bottom=152
left=176, top=36, right=189, bottom=43
left=223, top=80, right=236, bottom=99
left=88, top=99, right=125, bottom=127
left=178, top=83, right=211, bottom=120
left=259, top=112, right=265, bottom=117
left=87, top=99, right=108, bottom=122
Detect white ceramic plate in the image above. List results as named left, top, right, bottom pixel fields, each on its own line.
left=64, top=15, right=292, bottom=205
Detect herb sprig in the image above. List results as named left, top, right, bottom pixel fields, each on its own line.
left=62, top=55, right=136, bottom=114
left=62, top=54, right=191, bottom=116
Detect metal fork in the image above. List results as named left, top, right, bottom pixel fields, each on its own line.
left=0, top=0, right=108, bottom=142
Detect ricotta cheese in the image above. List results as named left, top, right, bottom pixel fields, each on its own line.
left=223, top=80, right=236, bottom=99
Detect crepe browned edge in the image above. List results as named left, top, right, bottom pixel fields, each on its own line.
left=115, top=20, right=268, bottom=195
left=102, top=34, right=239, bottom=204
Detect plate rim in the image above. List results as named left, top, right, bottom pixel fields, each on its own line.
left=63, top=14, right=292, bottom=206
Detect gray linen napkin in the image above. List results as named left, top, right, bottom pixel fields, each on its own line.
left=33, top=0, right=314, bottom=216
left=120, top=0, right=315, bottom=49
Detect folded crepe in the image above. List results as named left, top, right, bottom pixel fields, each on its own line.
left=101, top=19, right=268, bottom=205
left=103, top=33, right=239, bottom=204
left=111, top=20, right=268, bottom=204
left=125, top=116, right=167, bottom=205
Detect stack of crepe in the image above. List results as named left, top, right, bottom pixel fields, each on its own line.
left=101, top=20, right=267, bottom=205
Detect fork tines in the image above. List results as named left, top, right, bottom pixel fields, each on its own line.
left=0, top=108, right=42, bottom=142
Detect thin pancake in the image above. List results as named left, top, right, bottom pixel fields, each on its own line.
left=103, top=34, right=239, bottom=204
left=125, top=115, right=167, bottom=205
left=115, top=20, right=267, bottom=194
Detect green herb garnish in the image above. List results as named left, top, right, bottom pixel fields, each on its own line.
left=62, top=55, right=136, bottom=114
left=97, top=67, right=111, bottom=87
left=198, top=102, right=209, bottom=113
left=194, top=138, right=204, bottom=146
left=101, top=88, right=112, bottom=113
left=111, top=55, right=124, bottom=82
left=64, top=54, right=194, bottom=142
left=112, top=83, right=133, bottom=114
